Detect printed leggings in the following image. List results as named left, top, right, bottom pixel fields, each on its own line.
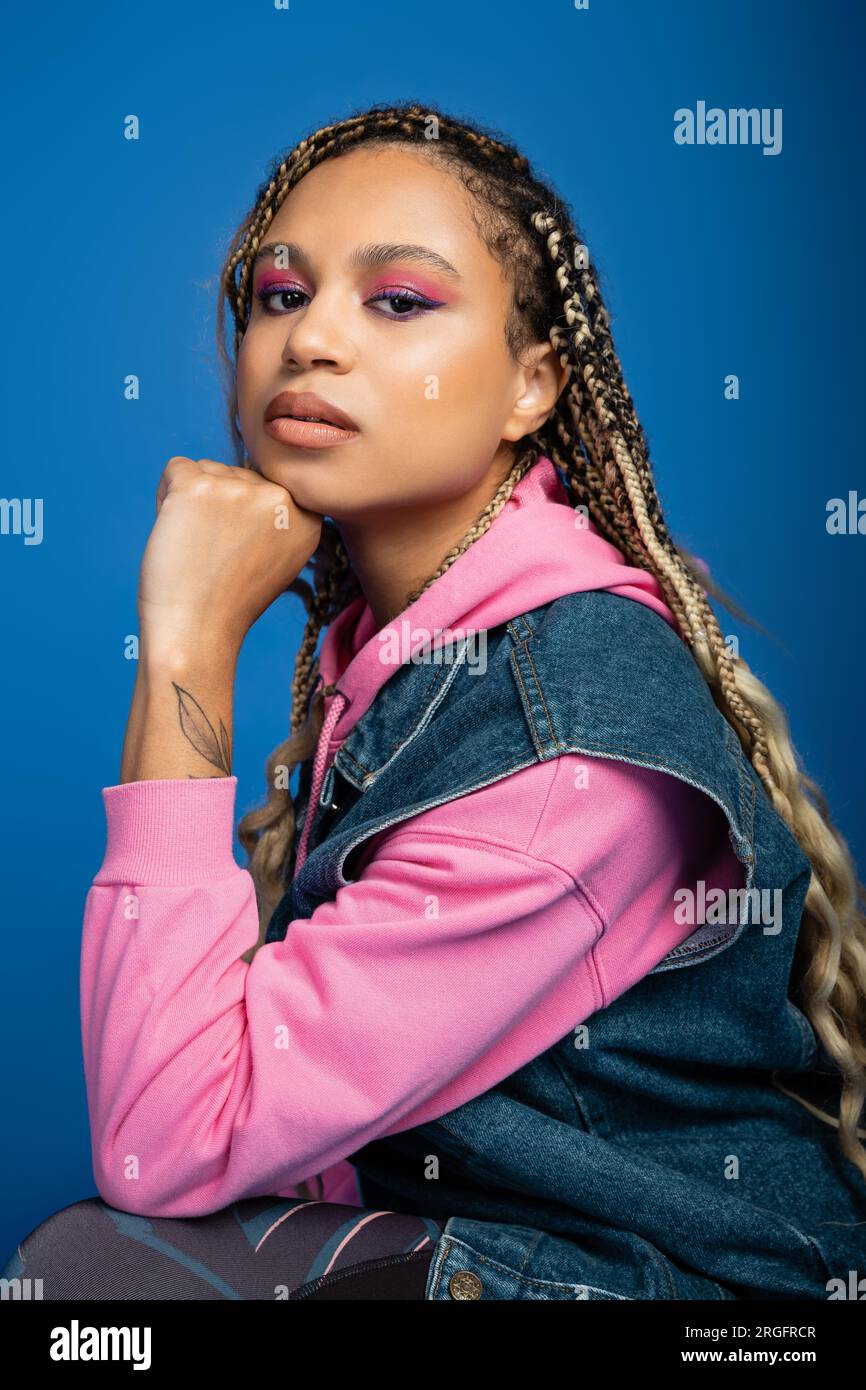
left=1, top=1195, right=447, bottom=1300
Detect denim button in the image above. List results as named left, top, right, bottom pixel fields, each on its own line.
left=449, top=1270, right=483, bottom=1299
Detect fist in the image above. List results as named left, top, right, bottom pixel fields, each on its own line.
left=138, top=456, right=323, bottom=653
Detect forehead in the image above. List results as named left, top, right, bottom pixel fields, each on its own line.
left=262, top=145, right=500, bottom=279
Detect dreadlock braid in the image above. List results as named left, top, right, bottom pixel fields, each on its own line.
left=535, top=210, right=775, bottom=772
left=217, top=101, right=866, bottom=1179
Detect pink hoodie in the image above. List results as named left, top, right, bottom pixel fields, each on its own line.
left=81, top=456, right=744, bottom=1217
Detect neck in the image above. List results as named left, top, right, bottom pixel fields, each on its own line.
left=336, top=448, right=519, bottom=628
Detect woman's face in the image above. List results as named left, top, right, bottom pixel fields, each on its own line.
left=236, top=144, right=564, bottom=522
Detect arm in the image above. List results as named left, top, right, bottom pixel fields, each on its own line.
left=120, top=637, right=238, bottom=783
left=119, top=452, right=323, bottom=786
left=80, top=767, right=605, bottom=1218
left=81, top=750, right=740, bottom=1220
left=80, top=452, right=328, bottom=1202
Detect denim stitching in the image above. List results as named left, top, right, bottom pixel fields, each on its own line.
left=524, top=644, right=561, bottom=751
left=439, top=1235, right=592, bottom=1297
left=428, top=1236, right=452, bottom=1298
left=727, top=733, right=757, bottom=865
left=509, top=650, right=543, bottom=751
left=338, top=748, right=373, bottom=779
left=507, top=621, right=559, bottom=751
left=341, top=656, right=459, bottom=781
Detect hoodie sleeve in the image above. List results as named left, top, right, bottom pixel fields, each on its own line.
left=81, top=760, right=737, bottom=1219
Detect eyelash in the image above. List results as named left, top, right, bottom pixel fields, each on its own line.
left=254, top=284, right=443, bottom=320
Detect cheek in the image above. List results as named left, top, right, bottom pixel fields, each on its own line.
left=439, top=350, right=514, bottom=428
left=234, top=342, right=259, bottom=423
left=393, top=321, right=507, bottom=415
left=235, top=338, right=251, bottom=391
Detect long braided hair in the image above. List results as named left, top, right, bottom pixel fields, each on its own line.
left=217, top=101, right=866, bottom=1180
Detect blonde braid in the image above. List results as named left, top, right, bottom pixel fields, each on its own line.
left=530, top=209, right=866, bottom=1171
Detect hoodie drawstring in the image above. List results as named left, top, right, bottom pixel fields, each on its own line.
left=295, top=689, right=347, bottom=875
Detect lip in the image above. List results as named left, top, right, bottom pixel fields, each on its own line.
left=264, top=389, right=360, bottom=432
left=264, top=416, right=360, bottom=450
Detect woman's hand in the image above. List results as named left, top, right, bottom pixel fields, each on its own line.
left=138, top=456, right=324, bottom=657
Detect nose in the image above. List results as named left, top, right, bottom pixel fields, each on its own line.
left=280, top=289, right=355, bottom=372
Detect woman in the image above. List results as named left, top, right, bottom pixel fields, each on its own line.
left=4, top=101, right=865, bottom=1301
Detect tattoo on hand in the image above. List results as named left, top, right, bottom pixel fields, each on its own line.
left=172, top=681, right=232, bottom=775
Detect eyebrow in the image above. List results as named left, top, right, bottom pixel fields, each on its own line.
left=251, top=240, right=462, bottom=281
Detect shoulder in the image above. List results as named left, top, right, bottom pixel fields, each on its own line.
left=516, top=589, right=689, bottom=668
left=505, top=590, right=718, bottom=736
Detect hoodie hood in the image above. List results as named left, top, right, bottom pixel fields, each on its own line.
left=294, top=454, right=681, bottom=872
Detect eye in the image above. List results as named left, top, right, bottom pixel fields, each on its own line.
left=367, top=287, right=444, bottom=319
left=255, top=285, right=308, bottom=314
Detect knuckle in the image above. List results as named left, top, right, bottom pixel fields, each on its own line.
left=164, top=454, right=192, bottom=475
left=188, top=475, right=218, bottom=499
left=261, top=481, right=290, bottom=506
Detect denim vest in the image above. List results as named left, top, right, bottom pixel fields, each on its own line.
left=265, top=590, right=866, bottom=1300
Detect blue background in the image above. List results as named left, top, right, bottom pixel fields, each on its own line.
left=1, top=0, right=863, bottom=1262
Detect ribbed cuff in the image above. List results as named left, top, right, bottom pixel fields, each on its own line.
left=94, top=776, right=242, bottom=885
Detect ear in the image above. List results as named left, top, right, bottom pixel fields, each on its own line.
left=501, top=341, right=572, bottom=442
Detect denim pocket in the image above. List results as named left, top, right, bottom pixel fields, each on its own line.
left=426, top=1233, right=606, bottom=1301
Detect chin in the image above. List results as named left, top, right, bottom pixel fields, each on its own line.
left=251, top=446, right=389, bottom=519
left=253, top=451, right=312, bottom=486
left=250, top=458, right=334, bottom=512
